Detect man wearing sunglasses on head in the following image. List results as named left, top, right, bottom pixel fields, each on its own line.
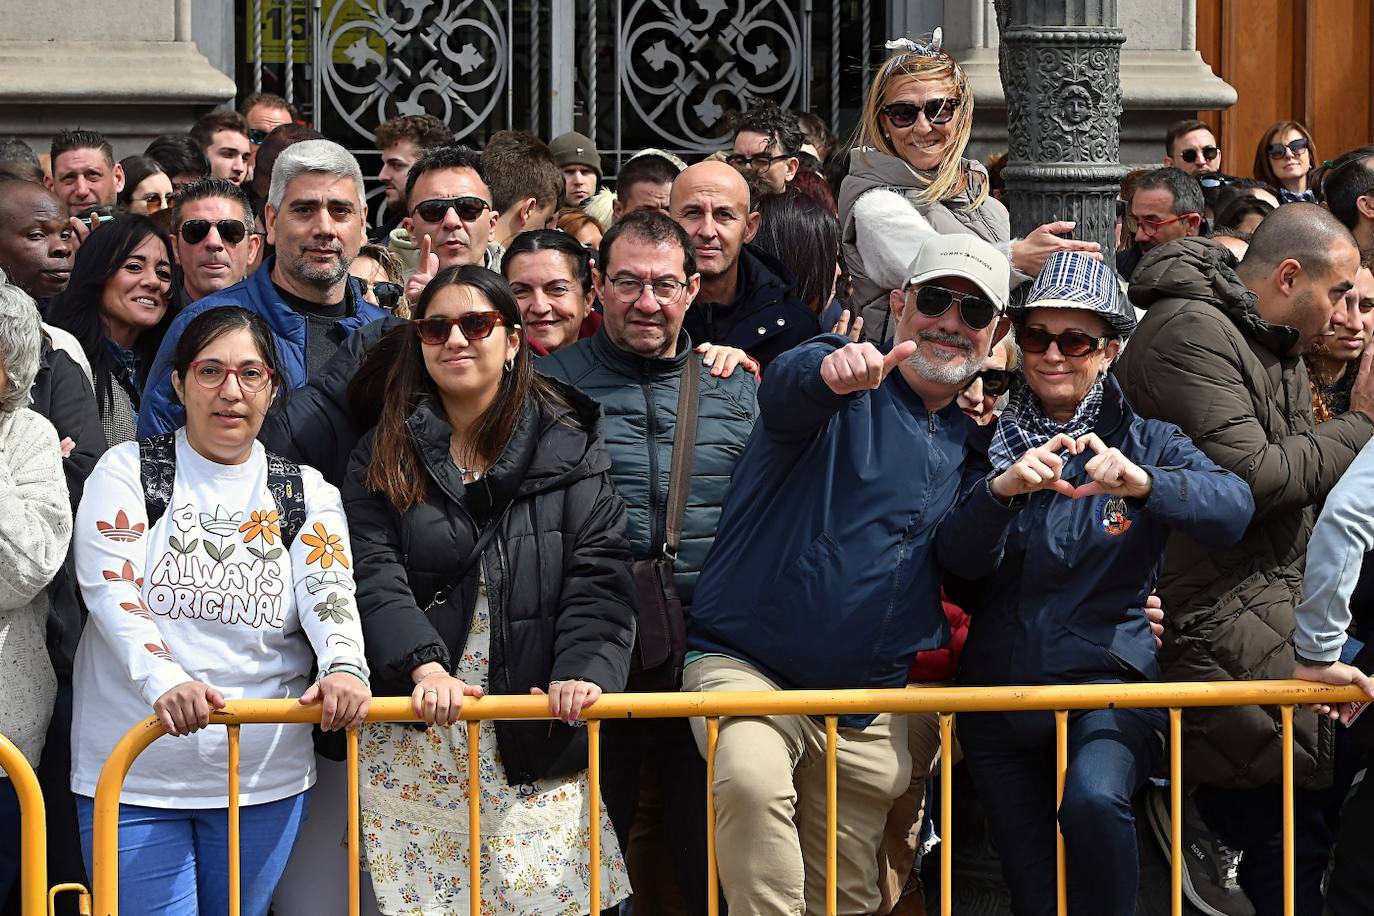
left=685, top=234, right=1011, bottom=916
left=387, top=146, right=499, bottom=303
left=167, top=178, right=262, bottom=309
left=138, top=140, right=389, bottom=438
left=1163, top=119, right=1222, bottom=178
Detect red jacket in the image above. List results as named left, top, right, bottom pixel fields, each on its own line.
left=908, top=590, right=969, bottom=683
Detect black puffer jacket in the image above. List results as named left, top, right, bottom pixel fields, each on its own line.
left=537, top=326, right=758, bottom=607
left=343, top=380, right=636, bottom=785
left=1115, top=237, right=1373, bottom=790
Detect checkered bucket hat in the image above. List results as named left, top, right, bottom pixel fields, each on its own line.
left=1009, top=250, right=1136, bottom=339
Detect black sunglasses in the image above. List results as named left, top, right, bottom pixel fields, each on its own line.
left=177, top=219, right=247, bottom=245
left=1267, top=137, right=1309, bottom=159
left=880, top=98, right=961, bottom=128
left=971, top=367, right=1017, bottom=397
left=725, top=153, right=793, bottom=171
left=1180, top=145, right=1220, bottom=164
left=412, top=311, right=512, bottom=346
left=411, top=196, right=490, bottom=223
left=1018, top=325, right=1111, bottom=358
left=911, top=284, right=998, bottom=331
left=247, top=128, right=268, bottom=146
left=358, top=278, right=404, bottom=311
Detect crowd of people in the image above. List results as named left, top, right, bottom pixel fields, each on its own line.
left=0, top=28, right=1373, bottom=916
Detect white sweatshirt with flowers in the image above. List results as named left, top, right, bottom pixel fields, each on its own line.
left=71, top=431, right=365, bottom=807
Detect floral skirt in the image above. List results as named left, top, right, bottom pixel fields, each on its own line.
left=359, top=590, right=628, bottom=915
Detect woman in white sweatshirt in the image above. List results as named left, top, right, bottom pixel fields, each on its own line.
left=71, top=306, right=370, bottom=916
left=0, top=277, right=73, bottom=904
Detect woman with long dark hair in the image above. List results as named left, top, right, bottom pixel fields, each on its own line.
left=752, top=187, right=841, bottom=321
left=343, top=265, right=635, bottom=914
left=45, top=214, right=177, bottom=444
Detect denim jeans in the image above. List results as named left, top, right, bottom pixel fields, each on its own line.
left=0, top=777, right=19, bottom=906
left=75, top=790, right=309, bottom=916
left=959, top=706, right=1165, bottom=916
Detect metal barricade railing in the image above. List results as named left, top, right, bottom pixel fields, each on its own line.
left=0, top=733, right=90, bottom=916
left=88, top=680, right=1367, bottom=916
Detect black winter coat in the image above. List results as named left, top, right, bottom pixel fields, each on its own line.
left=343, top=381, right=636, bottom=784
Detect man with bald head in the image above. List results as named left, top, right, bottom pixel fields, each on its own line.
left=670, top=160, right=815, bottom=370
left=1116, top=204, right=1372, bottom=912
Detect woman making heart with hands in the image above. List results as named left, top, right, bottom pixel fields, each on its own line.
left=990, top=431, right=1153, bottom=502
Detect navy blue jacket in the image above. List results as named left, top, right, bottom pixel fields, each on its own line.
left=682, top=243, right=819, bottom=372
left=689, top=334, right=966, bottom=724
left=938, top=377, right=1254, bottom=687
left=137, top=258, right=389, bottom=436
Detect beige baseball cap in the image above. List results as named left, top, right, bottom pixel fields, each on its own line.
left=902, top=234, right=1010, bottom=310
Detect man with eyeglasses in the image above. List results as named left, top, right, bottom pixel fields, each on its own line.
left=670, top=160, right=816, bottom=371
left=239, top=92, right=297, bottom=182
left=686, top=234, right=1010, bottom=916
left=538, top=209, right=758, bottom=916
left=387, top=146, right=499, bottom=302
left=139, top=140, right=389, bottom=437
left=1118, top=167, right=1206, bottom=280
left=1163, top=119, right=1222, bottom=178
left=728, top=100, right=802, bottom=195
left=168, top=178, right=262, bottom=308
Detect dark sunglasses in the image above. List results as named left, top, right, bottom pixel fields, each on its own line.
left=177, top=219, right=247, bottom=245
left=411, top=196, right=490, bottom=223
left=1180, top=145, right=1220, bottom=164
left=412, top=311, right=512, bottom=346
left=725, top=153, right=793, bottom=171
left=880, top=97, right=961, bottom=128
left=1267, top=137, right=1309, bottom=159
left=247, top=128, right=268, bottom=146
left=911, top=284, right=999, bottom=330
left=971, top=367, right=1017, bottom=397
left=1018, top=325, right=1111, bottom=358
left=358, top=278, right=404, bottom=311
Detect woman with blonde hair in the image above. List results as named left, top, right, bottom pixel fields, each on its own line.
left=1253, top=119, right=1318, bottom=203
left=839, top=30, right=1100, bottom=340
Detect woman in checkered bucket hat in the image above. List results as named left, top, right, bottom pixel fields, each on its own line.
left=937, top=248, right=1254, bottom=915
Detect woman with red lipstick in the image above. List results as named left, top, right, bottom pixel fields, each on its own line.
left=344, top=265, right=635, bottom=914
left=46, top=214, right=178, bottom=444
left=1307, top=263, right=1374, bottom=421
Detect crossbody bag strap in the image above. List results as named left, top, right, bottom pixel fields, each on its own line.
left=662, top=356, right=700, bottom=559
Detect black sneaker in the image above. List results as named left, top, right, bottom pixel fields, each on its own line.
left=1144, top=785, right=1255, bottom=916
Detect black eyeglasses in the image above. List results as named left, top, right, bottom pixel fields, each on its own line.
left=411, top=196, right=490, bottom=223
left=724, top=153, right=793, bottom=172
left=1267, top=137, right=1309, bottom=159
left=1180, top=145, right=1220, bottom=164
left=1018, top=326, right=1111, bottom=358
left=178, top=219, right=247, bottom=245
left=880, top=98, right=961, bottom=128
left=358, top=278, right=404, bottom=312
left=412, top=311, right=513, bottom=346
left=247, top=128, right=267, bottom=146
left=969, top=367, right=1017, bottom=397
left=910, top=284, right=999, bottom=330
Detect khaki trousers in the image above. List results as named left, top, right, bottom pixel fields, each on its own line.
left=684, top=656, right=912, bottom=916
left=875, top=689, right=948, bottom=914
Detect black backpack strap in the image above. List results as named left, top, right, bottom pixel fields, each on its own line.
left=137, top=433, right=179, bottom=528
left=265, top=450, right=308, bottom=547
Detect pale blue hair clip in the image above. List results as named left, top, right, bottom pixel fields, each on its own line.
left=885, top=28, right=944, bottom=56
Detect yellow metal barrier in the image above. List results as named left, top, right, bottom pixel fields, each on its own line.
left=88, top=680, right=1368, bottom=916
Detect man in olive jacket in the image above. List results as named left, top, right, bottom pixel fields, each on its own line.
left=1114, top=204, right=1372, bottom=912
left=538, top=210, right=758, bottom=915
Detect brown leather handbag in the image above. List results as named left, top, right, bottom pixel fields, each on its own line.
left=628, top=356, right=699, bottom=691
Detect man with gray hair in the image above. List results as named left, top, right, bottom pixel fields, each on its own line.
left=138, top=139, right=388, bottom=436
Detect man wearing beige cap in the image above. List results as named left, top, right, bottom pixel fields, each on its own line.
left=686, top=234, right=1010, bottom=916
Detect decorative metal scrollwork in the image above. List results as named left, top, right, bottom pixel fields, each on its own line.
left=620, top=0, right=803, bottom=150
left=319, top=0, right=507, bottom=143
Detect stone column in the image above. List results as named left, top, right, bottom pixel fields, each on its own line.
left=993, top=0, right=1125, bottom=257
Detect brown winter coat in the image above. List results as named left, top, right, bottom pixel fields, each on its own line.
left=1114, top=237, right=1373, bottom=790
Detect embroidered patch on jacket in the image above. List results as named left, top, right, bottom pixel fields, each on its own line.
left=1097, top=496, right=1133, bottom=536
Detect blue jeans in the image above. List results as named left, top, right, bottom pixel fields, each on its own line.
left=75, top=791, right=309, bottom=916
left=959, top=706, right=1165, bottom=916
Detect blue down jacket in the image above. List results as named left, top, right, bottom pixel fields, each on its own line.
left=938, top=376, right=1254, bottom=687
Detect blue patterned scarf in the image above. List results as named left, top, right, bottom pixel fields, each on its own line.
left=987, top=377, right=1105, bottom=473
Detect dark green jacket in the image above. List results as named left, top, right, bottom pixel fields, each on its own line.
left=537, top=326, right=759, bottom=608
left=1115, top=237, right=1374, bottom=790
